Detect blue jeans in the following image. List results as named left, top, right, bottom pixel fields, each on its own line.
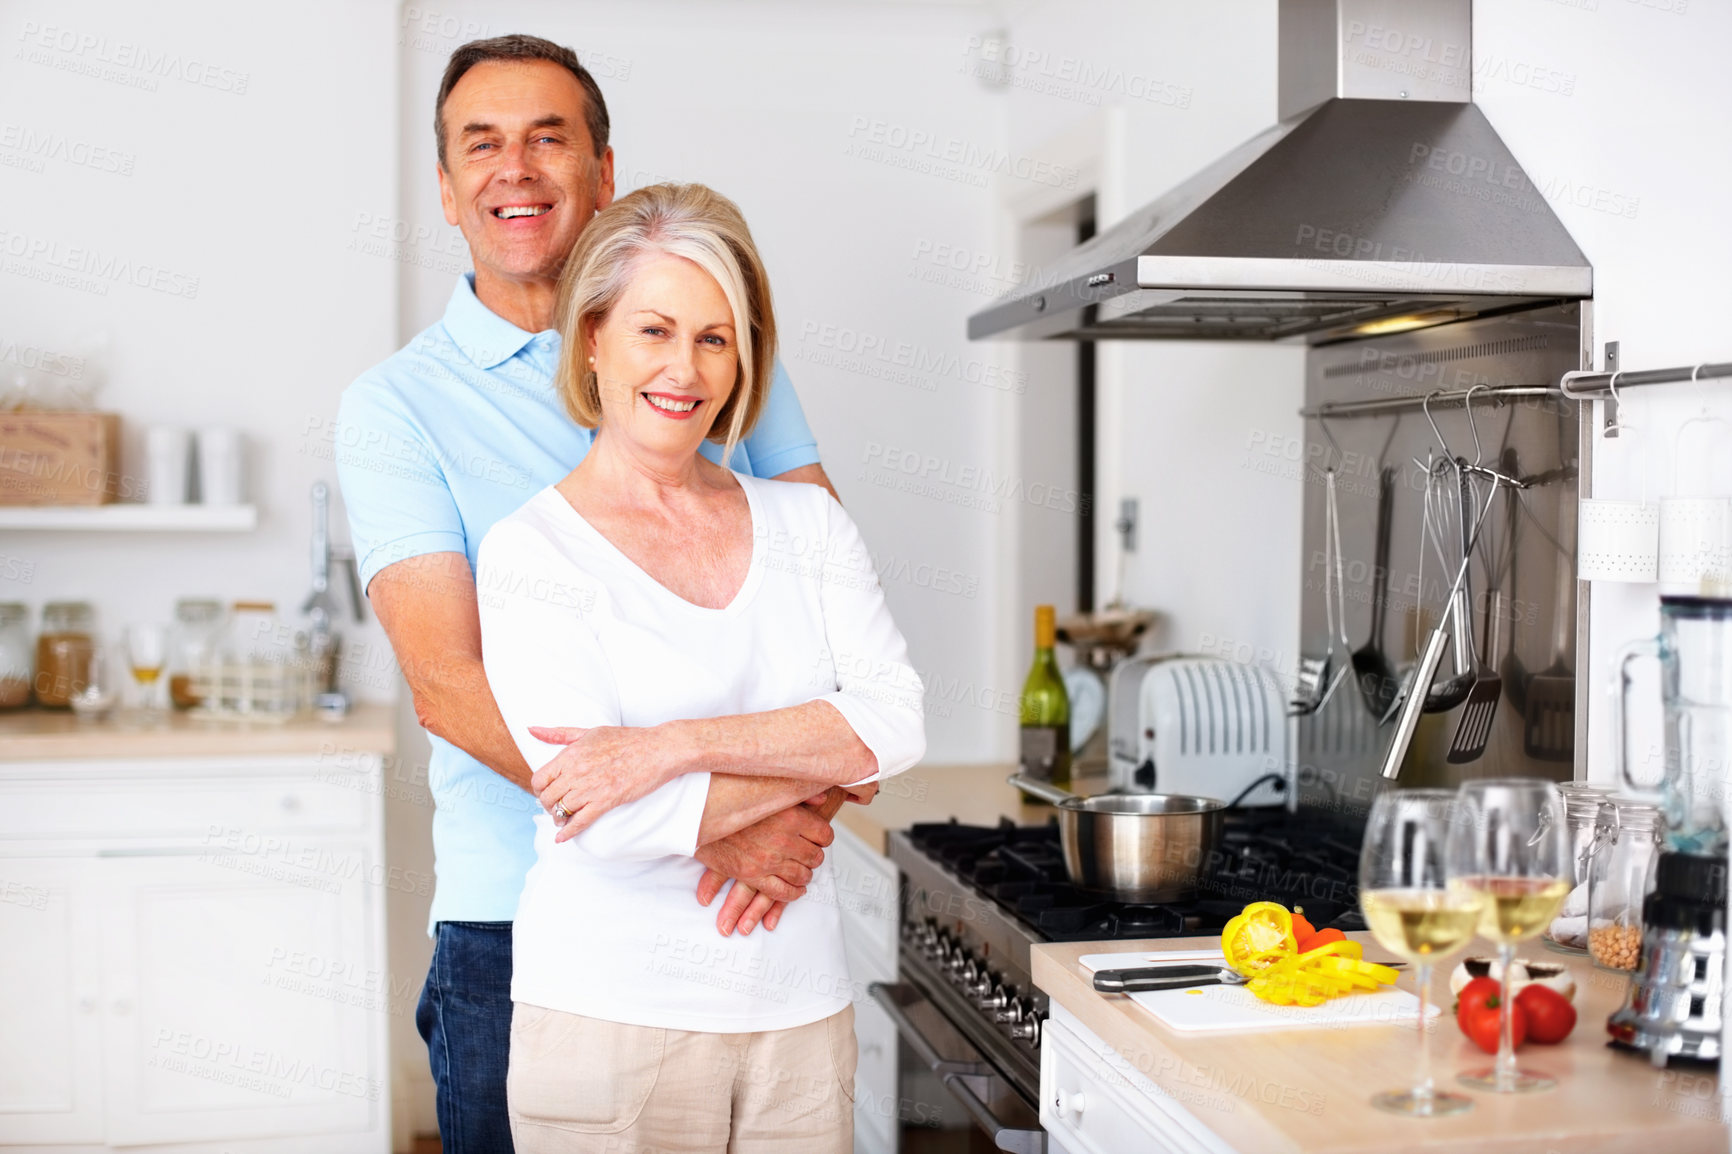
left=417, top=921, right=515, bottom=1153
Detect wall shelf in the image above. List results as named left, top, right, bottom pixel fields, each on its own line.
left=0, top=504, right=258, bottom=532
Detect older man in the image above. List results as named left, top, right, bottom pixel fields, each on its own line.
left=336, top=34, right=847, bottom=1153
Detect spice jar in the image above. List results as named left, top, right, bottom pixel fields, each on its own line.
left=169, top=599, right=225, bottom=709
left=1587, top=798, right=1663, bottom=971
left=35, top=601, right=96, bottom=709
left=0, top=603, right=31, bottom=710
left=1543, top=783, right=1614, bottom=953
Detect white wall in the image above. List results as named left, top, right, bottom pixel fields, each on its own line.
left=0, top=0, right=403, bottom=700
left=1471, top=0, right=1732, bottom=782
left=985, top=1, right=1308, bottom=698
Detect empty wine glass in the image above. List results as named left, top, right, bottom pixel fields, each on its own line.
left=1448, top=778, right=1570, bottom=1093
left=1359, top=789, right=1479, bottom=1116
left=68, top=645, right=118, bottom=721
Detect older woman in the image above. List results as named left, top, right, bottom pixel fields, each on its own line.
left=475, top=182, right=924, bottom=1154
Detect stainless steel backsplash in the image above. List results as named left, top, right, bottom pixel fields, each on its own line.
left=1294, top=302, right=1585, bottom=819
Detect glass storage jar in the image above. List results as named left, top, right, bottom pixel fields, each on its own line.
left=169, top=598, right=225, bottom=710
left=0, top=602, right=31, bottom=709
left=34, top=600, right=96, bottom=709
left=1587, top=798, right=1663, bottom=971
left=1543, top=783, right=1614, bottom=953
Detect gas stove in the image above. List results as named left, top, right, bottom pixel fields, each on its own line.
left=881, top=809, right=1363, bottom=1113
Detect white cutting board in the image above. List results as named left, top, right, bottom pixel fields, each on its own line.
left=1080, top=949, right=1440, bottom=1035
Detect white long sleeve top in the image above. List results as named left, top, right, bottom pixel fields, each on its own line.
left=477, top=472, right=925, bottom=1032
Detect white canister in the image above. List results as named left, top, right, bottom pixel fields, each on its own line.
left=1579, top=499, right=1660, bottom=583
left=196, top=427, right=243, bottom=505
left=144, top=426, right=190, bottom=505
left=1658, top=497, right=1732, bottom=592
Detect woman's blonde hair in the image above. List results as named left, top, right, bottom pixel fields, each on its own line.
left=552, top=183, right=776, bottom=460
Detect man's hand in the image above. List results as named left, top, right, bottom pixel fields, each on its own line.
left=528, top=725, right=670, bottom=842
left=694, top=799, right=835, bottom=934
left=843, top=781, right=879, bottom=805
left=705, top=783, right=880, bottom=934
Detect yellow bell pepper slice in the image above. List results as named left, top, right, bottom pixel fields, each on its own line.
left=1221, top=902, right=1296, bottom=975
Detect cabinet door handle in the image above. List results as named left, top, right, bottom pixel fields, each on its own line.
left=279, top=794, right=302, bottom=812
left=1054, top=1089, right=1087, bottom=1118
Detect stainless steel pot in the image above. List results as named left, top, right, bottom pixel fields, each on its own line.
left=1010, top=775, right=1225, bottom=902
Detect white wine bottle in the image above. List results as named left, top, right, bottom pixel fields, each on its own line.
left=1019, top=605, right=1071, bottom=787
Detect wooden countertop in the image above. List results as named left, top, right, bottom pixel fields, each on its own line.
left=835, top=761, right=1057, bottom=854
left=0, top=702, right=396, bottom=760
left=1033, top=933, right=1726, bottom=1154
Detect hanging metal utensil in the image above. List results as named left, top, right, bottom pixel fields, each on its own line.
left=1446, top=464, right=1505, bottom=763
left=1350, top=466, right=1399, bottom=721
left=1417, top=453, right=1472, bottom=714
left=1378, top=476, right=1501, bottom=779
left=1525, top=478, right=1578, bottom=762
left=1292, top=468, right=1352, bottom=716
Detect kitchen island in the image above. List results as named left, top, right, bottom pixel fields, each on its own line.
left=1032, top=933, right=1726, bottom=1154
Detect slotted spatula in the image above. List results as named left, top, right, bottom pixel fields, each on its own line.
left=1525, top=502, right=1577, bottom=762
left=1446, top=469, right=1502, bottom=764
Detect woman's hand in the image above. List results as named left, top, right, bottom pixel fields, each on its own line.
left=528, top=724, right=672, bottom=842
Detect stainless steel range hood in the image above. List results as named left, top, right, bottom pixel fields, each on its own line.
left=967, top=0, right=1592, bottom=343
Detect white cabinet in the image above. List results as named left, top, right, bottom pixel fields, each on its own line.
left=0, top=755, right=390, bottom=1154
left=1040, top=1005, right=1238, bottom=1154
left=831, top=824, right=900, bottom=1154
left=0, top=858, right=104, bottom=1145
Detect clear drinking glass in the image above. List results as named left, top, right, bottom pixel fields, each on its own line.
left=1447, top=778, right=1571, bottom=1093
left=126, top=623, right=169, bottom=714
left=1359, top=789, right=1479, bottom=1117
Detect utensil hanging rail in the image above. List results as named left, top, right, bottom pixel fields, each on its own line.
left=1298, top=384, right=1557, bottom=421
left=1558, top=360, right=1732, bottom=400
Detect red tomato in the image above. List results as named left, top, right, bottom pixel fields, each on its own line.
left=1456, top=977, right=1527, bottom=1054
left=1515, top=984, right=1577, bottom=1044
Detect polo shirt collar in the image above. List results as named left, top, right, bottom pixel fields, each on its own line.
left=441, top=273, right=556, bottom=371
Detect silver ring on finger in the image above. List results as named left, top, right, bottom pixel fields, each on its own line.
left=552, top=802, right=571, bottom=823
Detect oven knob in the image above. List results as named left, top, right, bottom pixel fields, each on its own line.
left=994, top=1003, right=1024, bottom=1025
left=947, top=950, right=971, bottom=978
left=965, top=967, right=994, bottom=999
left=978, top=982, right=1009, bottom=1010
left=1008, top=1014, right=1041, bottom=1044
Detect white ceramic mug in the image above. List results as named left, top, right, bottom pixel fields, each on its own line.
left=145, top=426, right=190, bottom=505
left=1658, top=497, right=1732, bottom=591
left=196, top=427, right=243, bottom=505
left=1579, top=499, right=1660, bottom=582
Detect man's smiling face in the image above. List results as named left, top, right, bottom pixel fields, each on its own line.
left=436, top=58, right=615, bottom=297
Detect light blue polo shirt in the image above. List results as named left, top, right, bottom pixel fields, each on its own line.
left=335, top=274, right=821, bottom=931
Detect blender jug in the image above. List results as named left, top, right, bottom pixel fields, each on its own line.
left=1617, top=596, right=1732, bottom=854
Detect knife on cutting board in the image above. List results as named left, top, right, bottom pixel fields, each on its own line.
left=1092, top=965, right=1249, bottom=993
left=1093, top=961, right=1406, bottom=994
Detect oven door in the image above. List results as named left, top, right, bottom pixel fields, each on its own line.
left=869, top=982, right=1045, bottom=1154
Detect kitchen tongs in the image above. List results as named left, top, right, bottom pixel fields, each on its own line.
left=1093, top=965, right=1248, bottom=994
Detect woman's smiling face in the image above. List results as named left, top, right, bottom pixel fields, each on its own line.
left=587, top=251, right=740, bottom=460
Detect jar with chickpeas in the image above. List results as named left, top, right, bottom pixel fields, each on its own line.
left=1586, top=798, right=1662, bottom=971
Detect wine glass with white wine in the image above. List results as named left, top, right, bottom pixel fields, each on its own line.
left=1447, top=778, right=1571, bottom=1093
left=1359, top=789, right=1481, bottom=1116
left=125, top=623, right=168, bottom=716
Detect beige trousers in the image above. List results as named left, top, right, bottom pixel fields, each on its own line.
left=507, top=1002, right=856, bottom=1154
